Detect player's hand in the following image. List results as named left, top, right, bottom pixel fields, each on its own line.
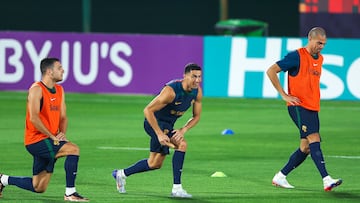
left=171, top=129, right=184, bottom=143
left=158, top=134, right=175, bottom=148
left=282, top=94, right=301, bottom=105
left=56, top=131, right=68, bottom=141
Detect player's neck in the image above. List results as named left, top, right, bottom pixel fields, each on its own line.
left=41, top=78, right=55, bottom=89
left=305, top=47, right=318, bottom=58
left=181, top=82, right=191, bottom=92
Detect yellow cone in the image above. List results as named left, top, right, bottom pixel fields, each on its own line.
left=211, top=171, right=227, bottom=177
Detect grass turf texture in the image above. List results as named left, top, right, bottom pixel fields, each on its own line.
left=0, top=91, right=359, bottom=203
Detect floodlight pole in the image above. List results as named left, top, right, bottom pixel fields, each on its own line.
left=82, top=0, right=91, bottom=32
left=219, top=0, right=228, bottom=21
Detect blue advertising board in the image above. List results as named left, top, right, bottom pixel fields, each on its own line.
left=204, top=36, right=360, bottom=100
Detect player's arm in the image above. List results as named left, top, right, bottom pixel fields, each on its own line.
left=266, top=64, right=300, bottom=105
left=183, top=86, right=202, bottom=132
left=144, top=86, right=175, bottom=148
left=57, top=87, right=68, bottom=141
left=28, top=85, right=59, bottom=142
left=266, top=64, right=287, bottom=97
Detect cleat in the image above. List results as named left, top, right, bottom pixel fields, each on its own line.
left=0, top=174, right=5, bottom=198
left=272, top=172, right=295, bottom=189
left=112, top=169, right=126, bottom=193
left=64, top=192, right=89, bottom=202
left=171, top=188, right=192, bottom=198
left=323, top=176, right=342, bottom=191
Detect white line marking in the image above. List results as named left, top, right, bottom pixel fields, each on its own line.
left=327, top=155, right=360, bottom=159
left=97, top=146, right=149, bottom=151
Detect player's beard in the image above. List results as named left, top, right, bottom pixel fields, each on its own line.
left=54, top=74, right=63, bottom=82
left=192, top=83, right=199, bottom=89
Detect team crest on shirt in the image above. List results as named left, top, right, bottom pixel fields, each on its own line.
left=170, top=110, right=185, bottom=116
left=302, top=125, right=307, bottom=133
left=50, top=104, right=59, bottom=111
left=309, top=68, right=320, bottom=77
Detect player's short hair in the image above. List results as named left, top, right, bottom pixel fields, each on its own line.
left=184, top=63, right=201, bottom=74
left=40, top=57, right=60, bottom=75
left=308, top=27, right=326, bottom=39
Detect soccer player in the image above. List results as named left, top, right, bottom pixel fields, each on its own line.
left=266, top=27, right=342, bottom=191
left=112, top=63, right=202, bottom=198
left=0, top=58, right=89, bottom=202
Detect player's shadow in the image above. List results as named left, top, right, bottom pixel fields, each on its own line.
left=166, top=197, right=212, bottom=202
left=328, top=191, right=360, bottom=200
left=166, top=192, right=250, bottom=203
left=139, top=193, right=213, bottom=203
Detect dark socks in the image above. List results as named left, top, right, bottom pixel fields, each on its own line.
left=124, top=159, right=153, bottom=176
left=309, top=142, right=328, bottom=178
left=281, top=148, right=308, bottom=175
left=7, top=155, right=80, bottom=192
left=172, top=151, right=185, bottom=184
left=65, top=155, right=79, bottom=187
left=8, top=176, right=36, bottom=192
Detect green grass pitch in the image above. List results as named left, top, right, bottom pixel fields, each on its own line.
left=0, top=91, right=359, bottom=203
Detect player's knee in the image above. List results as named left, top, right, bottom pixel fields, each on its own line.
left=72, top=145, right=80, bottom=155
left=307, top=133, right=320, bottom=143
left=34, top=185, right=47, bottom=193
left=300, top=146, right=310, bottom=154
left=151, top=165, right=162, bottom=169
left=66, top=143, right=80, bottom=155
left=177, top=140, right=187, bottom=151
left=149, top=162, right=163, bottom=169
left=57, top=143, right=80, bottom=158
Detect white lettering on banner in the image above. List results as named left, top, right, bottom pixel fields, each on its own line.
left=347, top=58, right=360, bottom=98
left=0, top=38, right=133, bottom=87
left=101, top=42, right=109, bottom=58
left=228, top=38, right=282, bottom=97
left=108, top=42, right=133, bottom=87
left=73, top=41, right=99, bottom=85
left=286, top=39, right=303, bottom=52
left=25, top=40, right=52, bottom=82
left=226, top=37, right=359, bottom=100
left=0, top=39, right=24, bottom=83
left=321, top=54, right=344, bottom=99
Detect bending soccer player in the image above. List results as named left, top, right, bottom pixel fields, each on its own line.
left=113, top=63, right=202, bottom=198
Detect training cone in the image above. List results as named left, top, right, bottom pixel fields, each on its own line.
left=211, top=171, right=227, bottom=177
left=221, top=129, right=234, bottom=135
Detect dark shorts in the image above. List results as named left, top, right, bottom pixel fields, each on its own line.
left=25, top=138, right=67, bottom=175
left=288, top=106, right=320, bottom=138
left=144, top=120, right=174, bottom=155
